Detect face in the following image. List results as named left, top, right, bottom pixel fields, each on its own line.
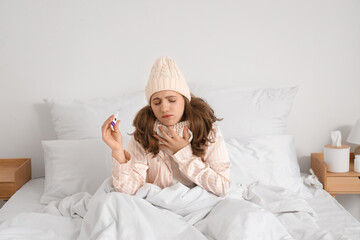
left=150, top=90, right=185, bottom=126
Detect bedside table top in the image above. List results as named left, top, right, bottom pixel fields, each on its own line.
left=311, top=153, right=360, bottom=177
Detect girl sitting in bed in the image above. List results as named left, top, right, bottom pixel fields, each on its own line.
left=101, top=56, right=230, bottom=197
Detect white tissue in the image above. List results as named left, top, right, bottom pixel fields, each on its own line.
left=155, top=125, right=193, bottom=143
left=331, top=130, right=342, bottom=148
left=304, top=169, right=323, bottom=189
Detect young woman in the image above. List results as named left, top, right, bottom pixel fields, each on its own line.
left=101, top=56, right=230, bottom=197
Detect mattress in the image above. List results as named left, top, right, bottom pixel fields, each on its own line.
left=0, top=177, right=45, bottom=224
left=0, top=177, right=359, bottom=239
left=305, top=187, right=360, bottom=239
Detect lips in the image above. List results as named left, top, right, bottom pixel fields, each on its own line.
left=162, top=115, right=172, bottom=119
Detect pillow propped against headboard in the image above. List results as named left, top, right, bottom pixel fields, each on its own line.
left=44, top=90, right=147, bottom=147
left=44, top=85, right=298, bottom=143
left=225, top=135, right=311, bottom=198
left=189, top=83, right=298, bottom=139
left=41, top=138, right=111, bottom=204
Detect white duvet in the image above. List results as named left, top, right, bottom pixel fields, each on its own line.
left=0, top=179, right=354, bottom=240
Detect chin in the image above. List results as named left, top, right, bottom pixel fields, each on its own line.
left=160, top=119, right=179, bottom=126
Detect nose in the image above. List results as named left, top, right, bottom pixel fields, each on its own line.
left=160, top=101, right=170, bottom=113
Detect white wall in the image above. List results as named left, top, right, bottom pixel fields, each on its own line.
left=1, top=0, right=360, bottom=220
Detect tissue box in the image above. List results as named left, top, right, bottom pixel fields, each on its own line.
left=324, top=144, right=350, bottom=173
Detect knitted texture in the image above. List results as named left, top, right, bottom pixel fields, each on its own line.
left=146, top=56, right=191, bottom=103
left=154, top=120, right=193, bottom=143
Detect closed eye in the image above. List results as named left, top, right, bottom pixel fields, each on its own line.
left=154, top=100, right=175, bottom=105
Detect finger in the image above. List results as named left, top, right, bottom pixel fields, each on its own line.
left=167, top=126, right=179, bottom=138
left=124, top=150, right=131, bottom=160
left=159, top=126, right=172, bottom=141
left=102, top=115, right=114, bottom=130
left=101, top=125, right=109, bottom=139
left=107, top=115, right=115, bottom=125
left=113, top=119, right=121, bottom=133
left=183, top=127, right=190, bottom=141
left=102, top=116, right=114, bottom=137
left=153, top=134, right=168, bottom=144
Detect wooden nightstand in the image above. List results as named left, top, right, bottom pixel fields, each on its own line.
left=0, top=158, right=31, bottom=201
left=311, top=153, right=360, bottom=198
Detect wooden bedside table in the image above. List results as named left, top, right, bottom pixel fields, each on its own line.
left=311, top=153, right=360, bottom=198
left=0, top=158, right=31, bottom=201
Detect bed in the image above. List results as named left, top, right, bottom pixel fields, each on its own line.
left=0, top=84, right=359, bottom=240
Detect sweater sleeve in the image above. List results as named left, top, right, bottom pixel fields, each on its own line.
left=172, top=125, right=231, bottom=197
left=112, top=137, right=150, bottom=195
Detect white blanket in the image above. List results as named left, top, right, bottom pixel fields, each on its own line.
left=0, top=178, right=353, bottom=240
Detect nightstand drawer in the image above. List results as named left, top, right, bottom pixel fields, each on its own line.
left=0, top=182, right=15, bottom=200
left=0, top=158, right=31, bottom=201
left=327, top=177, right=360, bottom=192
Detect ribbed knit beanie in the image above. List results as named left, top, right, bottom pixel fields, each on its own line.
left=145, top=56, right=191, bottom=103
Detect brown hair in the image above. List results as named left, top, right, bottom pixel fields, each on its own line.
left=132, top=94, right=222, bottom=159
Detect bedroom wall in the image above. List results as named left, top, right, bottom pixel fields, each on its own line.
left=1, top=1, right=359, bottom=220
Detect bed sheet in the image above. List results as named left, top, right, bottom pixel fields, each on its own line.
left=0, top=177, right=45, bottom=224
left=0, top=176, right=359, bottom=239
left=303, top=183, right=360, bottom=239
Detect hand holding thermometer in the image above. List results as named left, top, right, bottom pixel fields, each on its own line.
left=111, top=112, right=119, bottom=131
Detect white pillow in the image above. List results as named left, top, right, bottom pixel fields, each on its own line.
left=41, top=139, right=112, bottom=204
left=225, top=135, right=310, bottom=196
left=189, top=83, right=298, bottom=139
left=44, top=90, right=147, bottom=147
left=45, top=85, right=297, bottom=144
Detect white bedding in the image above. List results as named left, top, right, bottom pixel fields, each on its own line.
left=304, top=185, right=360, bottom=239
left=0, top=178, right=45, bottom=224
left=0, top=177, right=359, bottom=240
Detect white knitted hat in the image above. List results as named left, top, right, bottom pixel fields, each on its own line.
left=146, top=56, right=191, bottom=103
